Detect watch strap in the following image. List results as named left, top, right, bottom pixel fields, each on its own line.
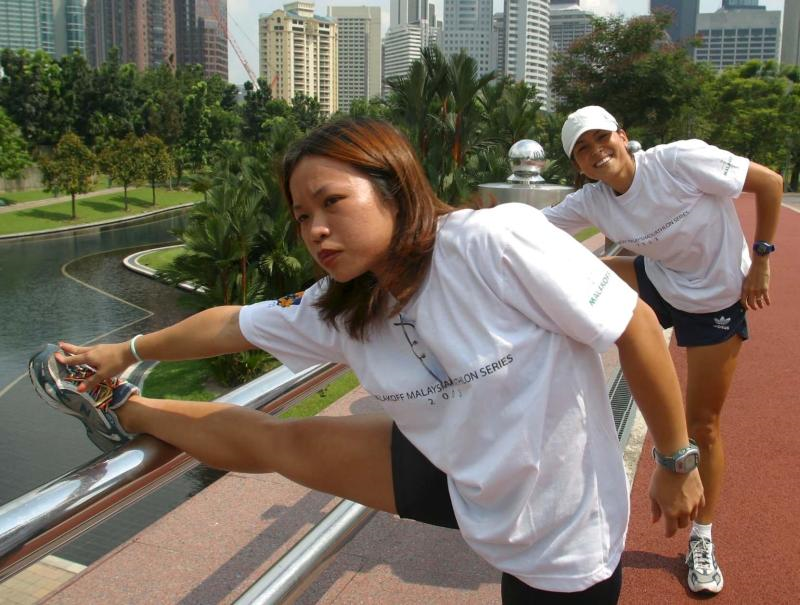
left=652, top=439, right=700, bottom=473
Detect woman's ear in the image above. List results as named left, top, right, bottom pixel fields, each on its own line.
left=617, top=129, right=629, bottom=144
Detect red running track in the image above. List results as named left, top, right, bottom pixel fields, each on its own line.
left=621, top=195, right=800, bottom=604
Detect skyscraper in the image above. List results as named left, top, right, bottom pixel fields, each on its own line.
left=650, top=0, right=699, bottom=44
left=85, top=0, right=176, bottom=70
left=443, top=0, right=494, bottom=75
left=175, top=0, right=228, bottom=79
left=0, top=0, right=55, bottom=55
left=695, top=2, right=781, bottom=70
left=504, top=0, right=549, bottom=104
left=329, top=6, right=381, bottom=112
left=490, top=12, right=505, bottom=74
left=781, top=0, right=799, bottom=66
left=52, top=0, right=86, bottom=57
left=391, top=0, right=428, bottom=27
left=260, top=1, right=338, bottom=114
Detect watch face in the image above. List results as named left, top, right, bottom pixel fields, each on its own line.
left=675, top=453, right=699, bottom=474
left=754, top=242, right=774, bottom=256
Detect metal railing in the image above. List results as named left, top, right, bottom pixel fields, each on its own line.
left=0, top=362, right=348, bottom=583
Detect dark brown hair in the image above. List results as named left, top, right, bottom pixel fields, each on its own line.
left=282, top=118, right=453, bottom=340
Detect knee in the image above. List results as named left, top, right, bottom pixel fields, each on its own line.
left=687, top=415, right=721, bottom=449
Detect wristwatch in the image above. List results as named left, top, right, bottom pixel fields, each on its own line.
left=652, top=440, right=700, bottom=474
left=753, top=240, right=776, bottom=256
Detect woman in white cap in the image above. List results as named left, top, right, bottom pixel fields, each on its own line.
left=543, top=105, right=783, bottom=595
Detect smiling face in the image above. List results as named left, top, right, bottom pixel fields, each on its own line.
left=572, top=128, right=636, bottom=192
left=289, top=155, right=397, bottom=284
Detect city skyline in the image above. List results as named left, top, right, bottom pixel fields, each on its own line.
left=226, top=0, right=785, bottom=86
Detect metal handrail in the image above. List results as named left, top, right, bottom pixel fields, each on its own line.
left=0, top=362, right=348, bottom=583
left=234, top=500, right=376, bottom=605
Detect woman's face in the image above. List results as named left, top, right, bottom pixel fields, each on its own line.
left=289, top=155, right=397, bottom=284
left=572, top=128, right=634, bottom=186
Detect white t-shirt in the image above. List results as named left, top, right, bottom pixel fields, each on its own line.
left=239, top=203, right=638, bottom=591
left=542, top=140, right=751, bottom=313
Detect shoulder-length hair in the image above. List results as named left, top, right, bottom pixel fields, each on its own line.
left=281, top=118, right=453, bottom=341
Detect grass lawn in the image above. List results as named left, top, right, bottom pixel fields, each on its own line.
left=280, top=371, right=359, bottom=419
left=0, top=188, right=200, bottom=236
left=141, top=359, right=219, bottom=401
left=0, top=176, right=112, bottom=204
left=575, top=226, right=600, bottom=242
left=138, top=246, right=185, bottom=272
left=141, top=358, right=359, bottom=421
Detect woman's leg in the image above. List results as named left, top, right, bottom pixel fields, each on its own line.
left=685, top=336, right=743, bottom=523
left=601, top=256, right=639, bottom=291
left=117, top=396, right=397, bottom=514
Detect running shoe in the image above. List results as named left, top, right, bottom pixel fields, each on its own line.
left=686, top=535, right=724, bottom=593
left=29, top=343, right=139, bottom=452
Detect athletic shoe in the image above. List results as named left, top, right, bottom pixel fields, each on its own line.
left=686, top=535, right=724, bottom=593
left=29, top=343, right=139, bottom=452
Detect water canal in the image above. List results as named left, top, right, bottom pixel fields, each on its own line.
left=0, top=210, right=224, bottom=564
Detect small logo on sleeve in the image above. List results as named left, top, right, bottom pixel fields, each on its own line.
left=713, top=316, right=731, bottom=330
left=588, top=271, right=611, bottom=306
left=277, top=291, right=304, bottom=308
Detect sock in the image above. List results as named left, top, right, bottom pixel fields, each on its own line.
left=691, top=522, right=712, bottom=541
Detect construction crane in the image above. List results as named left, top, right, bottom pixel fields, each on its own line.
left=204, top=1, right=261, bottom=91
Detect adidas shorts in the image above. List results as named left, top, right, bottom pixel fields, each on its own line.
left=634, top=255, right=749, bottom=347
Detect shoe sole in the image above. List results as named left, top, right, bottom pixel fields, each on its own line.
left=29, top=344, right=125, bottom=452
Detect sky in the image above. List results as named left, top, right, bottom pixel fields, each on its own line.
left=225, top=0, right=788, bottom=85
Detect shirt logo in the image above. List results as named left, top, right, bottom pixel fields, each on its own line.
left=713, top=316, right=731, bottom=330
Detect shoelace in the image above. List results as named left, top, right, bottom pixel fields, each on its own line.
left=64, top=364, right=115, bottom=410
left=690, top=538, right=714, bottom=572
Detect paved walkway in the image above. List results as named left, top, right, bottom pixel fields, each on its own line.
left=0, top=187, right=126, bottom=214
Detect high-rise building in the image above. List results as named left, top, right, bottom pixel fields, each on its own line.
left=175, top=0, right=228, bottom=79
left=328, top=6, right=381, bottom=113
left=650, top=0, right=699, bottom=44
left=549, top=3, right=593, bottom=53
left=722, top=0, right=760, bottom=7
left=391, top=0, right=429, bottom=27
left=695, top=3, right=781, bottom=70
left=52, top=0, right=85, bottom=57
left=443, top=0, right=494, bottom=75
left=781, top=0, right=799, bottom=66
left=549, top=2, right=593, bottom=109
left=0, top=0, right=55, bottom=55
left=504, top=0, right=549, bottom=104
left=260, top=1, right=338, bottom=115
left=490, top=12, right=505, bottom=74
left=85, top=0, right=176, bottom=70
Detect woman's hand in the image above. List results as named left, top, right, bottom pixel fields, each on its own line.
left=55, top=340, right=135, bottom=393
left=649, top=466, right=705, bottom=537
left=741, top=257, right=771, bottom=310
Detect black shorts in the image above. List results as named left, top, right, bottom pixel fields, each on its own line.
left=390, top=424, right=622, bottom=604
left=634, top=256, right=749, bottom=347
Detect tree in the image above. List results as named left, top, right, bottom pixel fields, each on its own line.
left=551, top=13, right=709, bottom=145
left=0, top=108, right=32, bottom=179
left=704, top=61, right=798, bottom=184
left=291, top=93, right=323, bottom=132
left=99, top=133, right=144, bottom=211
left=180, top=81, right=211, bottom=170
left=41, top=133, right=96, bottom=219
left=0, top=49, right=69, bottom=146
left=140, top=134, right=173, bottom=206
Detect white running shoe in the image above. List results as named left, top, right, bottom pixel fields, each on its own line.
left=686, top=535, right=724, bottom=593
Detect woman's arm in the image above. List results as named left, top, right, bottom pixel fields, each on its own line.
left=615, top=299, right=705, bottom=537
left=740, top=162, right=783, bottom=310
left=58, top=306, right=252, bottom=393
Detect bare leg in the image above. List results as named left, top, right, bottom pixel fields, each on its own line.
left=117, top=397, right=397, bottom=514
left=602, top=256, right=639, bottom=291
left=685, top=337, right=742, bottom=524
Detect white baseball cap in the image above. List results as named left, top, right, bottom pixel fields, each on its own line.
left=561, top=106, right=619, bottom=158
